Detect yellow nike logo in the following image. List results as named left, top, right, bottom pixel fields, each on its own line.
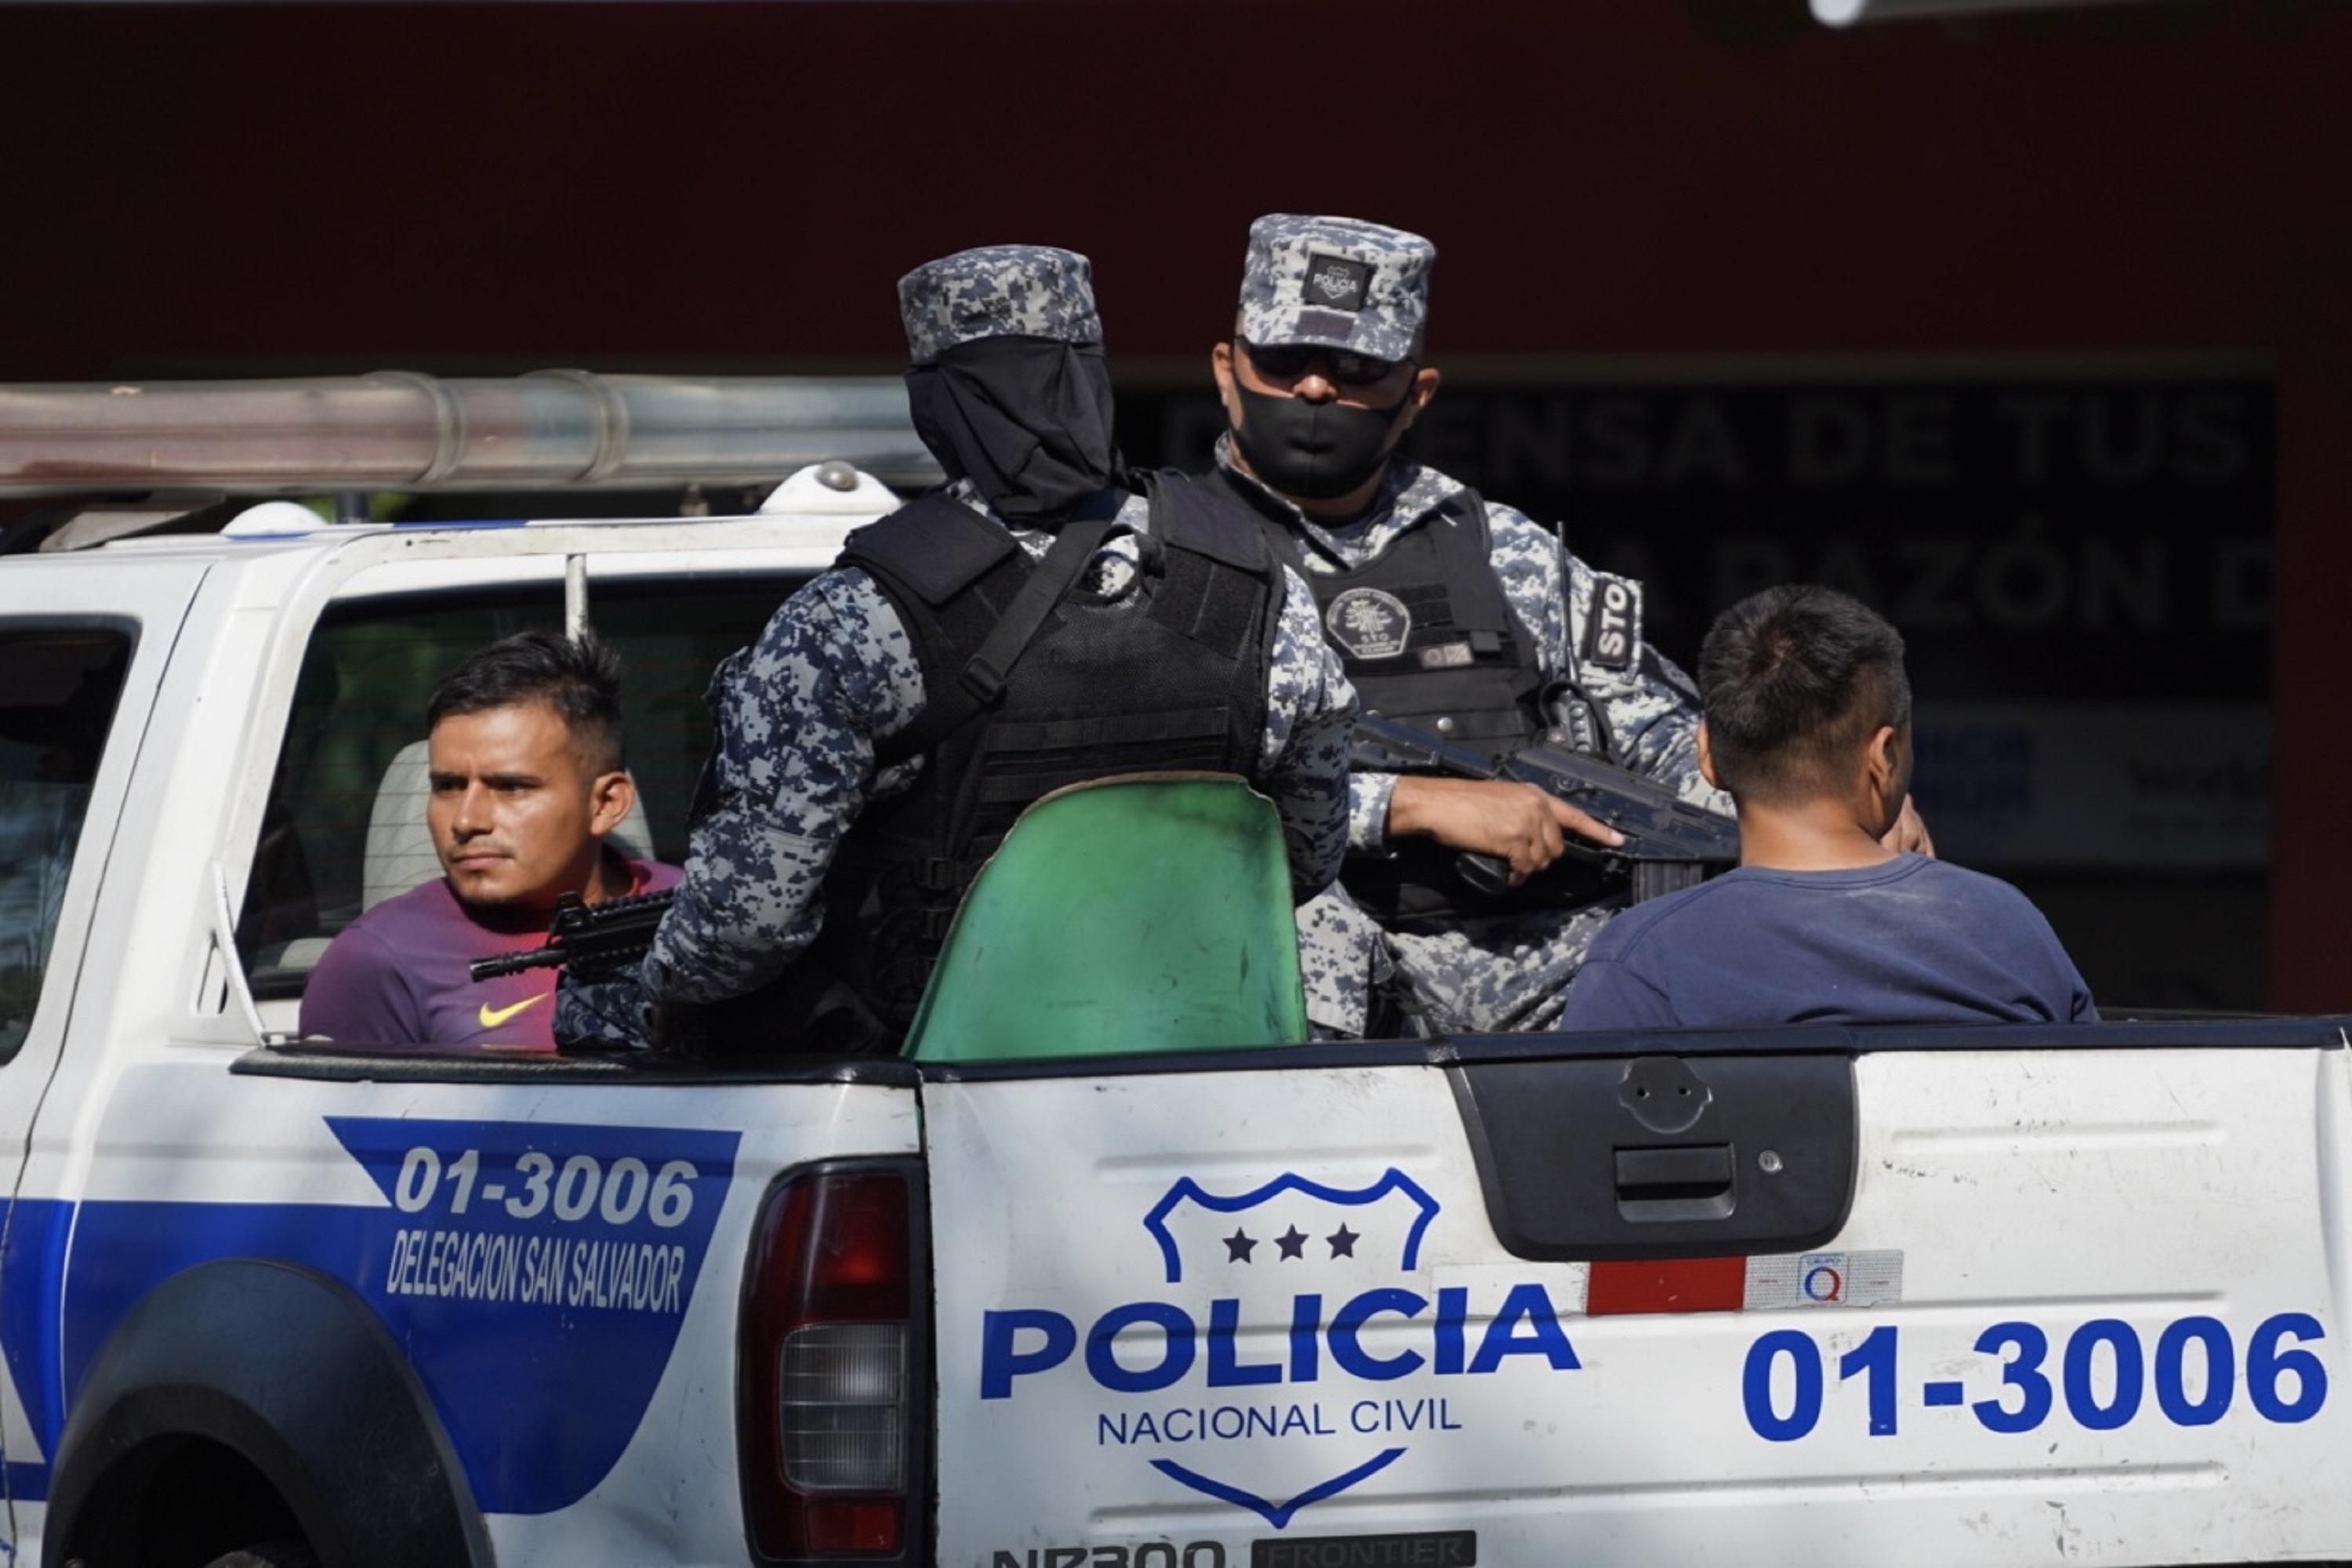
left=478, top=993, right=548, bottom=1030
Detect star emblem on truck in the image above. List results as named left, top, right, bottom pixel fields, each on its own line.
left=1143, top=1168, right=1442, bottom=1284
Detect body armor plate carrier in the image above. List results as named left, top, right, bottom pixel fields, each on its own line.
left=733, top=473, right=1280, bottom=1051
left=1207, top=469, right=1566, bottom=926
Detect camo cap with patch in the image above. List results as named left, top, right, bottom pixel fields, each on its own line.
left=898, top=245, right=1104, bottom=366
left=1238, top=214, right=1434, bottom=363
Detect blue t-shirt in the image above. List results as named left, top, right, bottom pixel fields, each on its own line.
left=1560, top=854, right=2097, bottom=1030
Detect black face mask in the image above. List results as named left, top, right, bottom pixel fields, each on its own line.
left=1230, top=379, right=1411, bottom=502
left=906, top=338, right=1121, bottom=521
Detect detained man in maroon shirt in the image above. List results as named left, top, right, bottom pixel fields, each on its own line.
left=300, top=630, right=680, bottom=1050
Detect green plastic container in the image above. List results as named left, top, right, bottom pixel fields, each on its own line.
left=901, top=773, right=1308, bottom=1062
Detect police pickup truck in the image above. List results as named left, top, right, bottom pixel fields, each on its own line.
left=2, top=378, right=2347, bottom=1568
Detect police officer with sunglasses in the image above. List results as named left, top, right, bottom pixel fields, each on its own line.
left=1201, top=214, right=1740, bottom=1038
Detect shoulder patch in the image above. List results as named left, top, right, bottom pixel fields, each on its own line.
left=1583, top=572, right=1642, bottom=673
left=837, top=494, right=1017, bottom=606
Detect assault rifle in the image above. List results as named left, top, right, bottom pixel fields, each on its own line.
left=1352, top=713, right=1740, bottom=903
left=469, top=888, right=676, bottom=984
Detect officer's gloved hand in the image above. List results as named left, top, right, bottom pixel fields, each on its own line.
left=554, top=965, right=659, bottom=1054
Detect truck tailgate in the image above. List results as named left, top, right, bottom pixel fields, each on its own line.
left=923, top=1028, right=2351, bottom=1567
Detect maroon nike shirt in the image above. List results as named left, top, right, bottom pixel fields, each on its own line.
left=298, top=856, right=681, bottom=1051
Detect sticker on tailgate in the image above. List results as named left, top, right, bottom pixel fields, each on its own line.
left=1744, top=1249, right=1904, bottom=1309
left=1588, top=1249, right=1905, bottom=1316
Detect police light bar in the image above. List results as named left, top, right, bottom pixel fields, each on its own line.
left=1813, top=0, right=2157, bottom=22
left=0, top=370, right=941, bottom=496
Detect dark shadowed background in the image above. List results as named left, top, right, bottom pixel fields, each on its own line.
left=2, top=0, right=2343, bottom=1010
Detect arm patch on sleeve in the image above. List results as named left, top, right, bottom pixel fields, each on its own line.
left=1582, top=572, right=1642, bottom=673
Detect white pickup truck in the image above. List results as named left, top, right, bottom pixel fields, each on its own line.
left=1, top=405, right=2347, bottom=1568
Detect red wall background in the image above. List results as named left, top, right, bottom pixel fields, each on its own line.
left=2, top=0, right=2345, bottom=1003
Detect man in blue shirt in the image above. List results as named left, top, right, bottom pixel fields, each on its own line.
left=1561, top=586, right=2096, bottom=1030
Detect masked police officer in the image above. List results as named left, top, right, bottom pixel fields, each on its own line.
left=557, top=245, right=1356, bottom=1053
left=1203, top=214, right=1769, bottom=1036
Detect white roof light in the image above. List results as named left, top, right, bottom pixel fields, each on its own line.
left=220, top=501, right=333, bottom=539
left=759, top=460, right=902, bottom=516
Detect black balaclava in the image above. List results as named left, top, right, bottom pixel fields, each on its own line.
left=906, top=336, right=1120, bottom=522
left=1230, top=378, right=1413, bottom=503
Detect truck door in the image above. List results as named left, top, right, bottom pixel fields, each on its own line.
left=0, top=561, right=203, bottom=1552
left=921, top=1024, right=2352, bottom=1567
left=29, top=543, right=925, bottom=1566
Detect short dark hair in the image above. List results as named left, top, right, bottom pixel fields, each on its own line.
left=1697, top=586, right=1910, bottom=805
left=425, top=629, right=625, bottom=775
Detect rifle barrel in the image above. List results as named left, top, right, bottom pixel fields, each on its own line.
left=470, top=947, right=560, bottom=982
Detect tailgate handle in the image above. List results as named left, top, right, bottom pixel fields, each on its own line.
left=1452, top=1054, right=1857, bottom=1261
left=1615, top=1145, right=1735, bottom=1221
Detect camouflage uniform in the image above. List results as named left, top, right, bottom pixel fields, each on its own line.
left=1237, top=213, right=1431, bottom=363
left=1223, top=215, right=1730, bottom=1036
left=898, top=241, right=1102, bottom=364
left=557, top=246, right=1355, bottom=1050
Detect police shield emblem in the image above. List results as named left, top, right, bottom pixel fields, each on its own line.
left=1304, top=252, right=1372, bottom=314
left=1142, top=1168, right=1441, bottom=1285
left=1326, top=587, right=1412, bottom=661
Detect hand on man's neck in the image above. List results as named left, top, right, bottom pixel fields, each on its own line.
left=1734, top=795, right=1902, bottom=873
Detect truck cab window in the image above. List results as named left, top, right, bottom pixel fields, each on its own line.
left=238, top=577, right=800, bottom=1008
left=0, top=626, right=132, bottom=1059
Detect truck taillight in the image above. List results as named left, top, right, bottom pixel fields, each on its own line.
left=740, top=1163, right=928, bottom=1564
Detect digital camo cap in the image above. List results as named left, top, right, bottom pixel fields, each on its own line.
left=898, top=245, right=1104, bottom=366
left=1238, top=214, right=1435, bottom=363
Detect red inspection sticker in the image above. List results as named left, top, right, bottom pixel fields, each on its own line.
left=1587, top=1250, right=1904, bottom=1316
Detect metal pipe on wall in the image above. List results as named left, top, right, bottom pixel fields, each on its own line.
left=0, top=371, right=938, bottom=495
left=1813, top=0, right=2161, bottom=24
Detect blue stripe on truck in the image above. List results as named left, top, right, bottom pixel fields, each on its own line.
left=6, top=1119, right=739, bottom=1517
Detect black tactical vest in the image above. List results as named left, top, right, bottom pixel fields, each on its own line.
left=1207, top=468, right=1559, bottom=926
left=738, top=474, right=1280, bottom=1051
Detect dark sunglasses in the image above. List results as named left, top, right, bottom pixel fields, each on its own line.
left=1239, top=339, right=1411, bottom=389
